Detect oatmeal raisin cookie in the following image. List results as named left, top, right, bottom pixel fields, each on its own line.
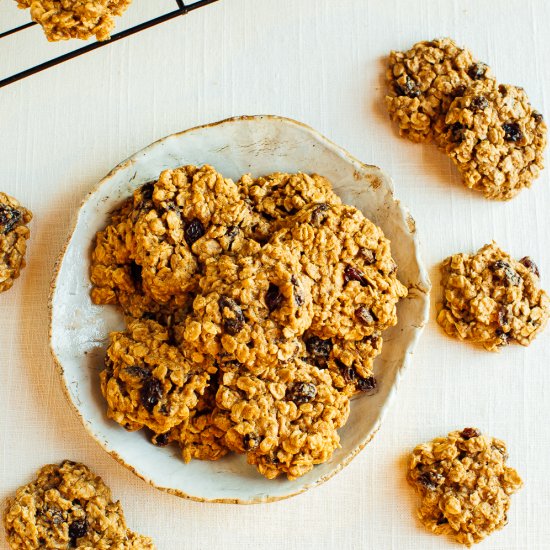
left=0, top=192, right=32, bottom=293
left=407, top=428, right=522, bottom=546
left=440, top=82, right=547, bottom=200
left=437, top=243, right=549, bottom=350
left=3, top=460, right=155, bottom=549
left=386, top=38, right=494, bottom=143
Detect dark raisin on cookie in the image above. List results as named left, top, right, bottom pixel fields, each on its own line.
left=468, top=62, right=488, bottom=80
left=243, top=433, right=261, bottom=450
left=395, top=76, right=421, bottom=98
left=151, top=432, right=170, bottom=447
left=265, top=283, right=284, bottom=311
left=140, top=378, right=163, bottom=412
left=492, top=260, right=521, bottom=286
left=502, top=122, right=523, bottom=143
left=471, top=95, right=489, bottom=112
left=460, top=427, right=481, bottom=440
left=305, top=336, right=333, bottom=368
left=310, top=203, right=330, bottom=226
left=449, top=122, right=466, bottom=143
left=533, top=111, right=544, bottom=123
left=418, top=471, right=444, bottom=490
left=290, top=275, right=305, bottom=306
left=218, top=295, right=245, bottom=334
left=124, top=366, right=150, bottom=379
left=344, top=265, right=369, bottom=286
left=68, top=518, right=88, bottom=545
left=0, top=204, right=22, bottom=234
left=519, top=256, right=540, bottom=277
left=184, top=219, right=205, bottom=247
left=355, top=306, right=376, bottom=325
left=286, top=382, right=317, bottom=404
left=356, top=375, right=377, bottom=393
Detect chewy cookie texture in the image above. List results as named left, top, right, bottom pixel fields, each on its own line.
left=386, top=38, right=547, bottom=200
left=15, top=0, right=132, bottom=42
left=437, top=243, right=549, bottom=351
left=407, top=428, right=522, bottom=547
left=0, top=192, right=32, bottom=294
left=90, top=165, right=408, bottom=479
left=3, top=461, right=155, bottom=550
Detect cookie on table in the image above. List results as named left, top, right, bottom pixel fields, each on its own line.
left=15, top=0, right=132, bottom=42
left=100, top=319, right=209, bottom=435
left=3, top=460, right=155, bottom=550
left=269, top=203, right=408, bottom=341
left=407, top=428, right=522, bottom=547
left=386, top=38, right=494, bottom=143
left=437, top=243, right=549, bottom=350
left=439, top=81, right=547, bottom=200
left=0, top=192, right=32, bottom=294
left=238, top=172, right=342, bottom=240
left=216, top=359, right=350, bottom=480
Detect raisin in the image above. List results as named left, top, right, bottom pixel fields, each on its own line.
left=286, top=382, right=317, bottom=404
left=396, top=76, right=420, bottom=98
left=502, top=122, right=523, bottom=142
left=471, top=95, right=489, bottom=112
left=356, top=375, right=377, bottom=393
left=141, top=378, right=163, bottom=412
left=305, top=336, right=333, bottom=365
left=310, top=203, right=330, bottom=225
left=418, top=471, right=444, bottom=490
left=68, top=518, right=88, bottom=544
left=359, top=248, right=376, bottom=264
left=492, top=260, right=521, bottom=286
left=0, top=204, right=22, bottom=234
left=495, top=329, right=510, bottom=346
left=218, top=296, right=245, bottom=334
left=243, top=433, right=261, bottom=450
left=290, top=275, right=304, bottom=306
left=533, top=111, right=544, bottom=123
left=460, top=427, right=480, bottom=440
left=449, top=122, right=465, bottom=143
left=226, top=226, right=239, bottom=250
left=129, top=262, right=142, bottom=286
left=355, top=306, right=375, bottom=325
left=184, top=219, right=205, bottom=246
left=124, top=366, right=150, bottom=378
left=344, top=265, right=368, bottom=286
left=452, top=84, right=466, bottom=98
left=519, top=256, right=540, bottom=277
left=265, top=283, right=284, bottom=311
left=151, top=432, right=170, bottom=447
left=468, top=62, right=488, bottom=80
left=436, top=516, right=449, bottom=525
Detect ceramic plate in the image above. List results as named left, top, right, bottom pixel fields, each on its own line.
left=49, top=115, right=430, bottom=503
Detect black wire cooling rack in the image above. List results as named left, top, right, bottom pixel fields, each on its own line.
left=0, top=0, right=219, bottom=88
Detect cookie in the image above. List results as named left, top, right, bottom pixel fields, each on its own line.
left=15, top=0, right=132, bottom=42
left=3, top=461, right=155, bottom=549
left=437, top=243, right=549, bottom=350
left=0, top=192, right=32, bottom=293
left=100, top=319, right=209, bottom=434
left=407, top=428, right=522, bottom=546
left=439, top=82, right=547, bottom=200
left=238, top=172, right=342, bottom=240
left=386, top=38, right=494, bottom=143
left=216, top=360, right=350, bottom=480
left=269, top=203, right=408, bottom=341
left=178, top=245, right=312, bottom=376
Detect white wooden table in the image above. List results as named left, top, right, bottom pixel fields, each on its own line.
left=1, top=1, right=549, bottom=548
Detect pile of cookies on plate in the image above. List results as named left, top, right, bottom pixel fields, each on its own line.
left=89, top=164, right=408, bottom=480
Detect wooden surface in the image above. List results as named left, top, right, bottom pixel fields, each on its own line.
left=1, top=1, right=549, bottom=548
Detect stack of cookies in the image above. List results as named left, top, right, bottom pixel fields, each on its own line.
left=386, top=38, right=547, bottom=200
left=90, top=165, right=407, bottom=480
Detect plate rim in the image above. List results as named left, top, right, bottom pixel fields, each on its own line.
left=48, top=114, right=431, bottom=504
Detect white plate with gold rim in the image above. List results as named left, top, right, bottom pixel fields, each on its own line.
left=49, top=115, right=430, bottom=504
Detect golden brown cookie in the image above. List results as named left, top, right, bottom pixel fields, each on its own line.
left=101, top=319, right=209, bottom=434
left=386, top=38, right=494, bottom=143
left=407, top=428, right=522, bottom=546
left=217, top=359, right=350, bottom=480
left=437, top=243, right=549, bottom=350
left=16, top=0, right=132, bottom=42
left=3, top=461, right=155, bottom=549
left=439, top=82, right=547, bottom=200
left=0, top=192, right=32, bottom=293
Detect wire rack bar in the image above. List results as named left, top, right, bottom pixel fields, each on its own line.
left=0, top=0, right=219, bottom=89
